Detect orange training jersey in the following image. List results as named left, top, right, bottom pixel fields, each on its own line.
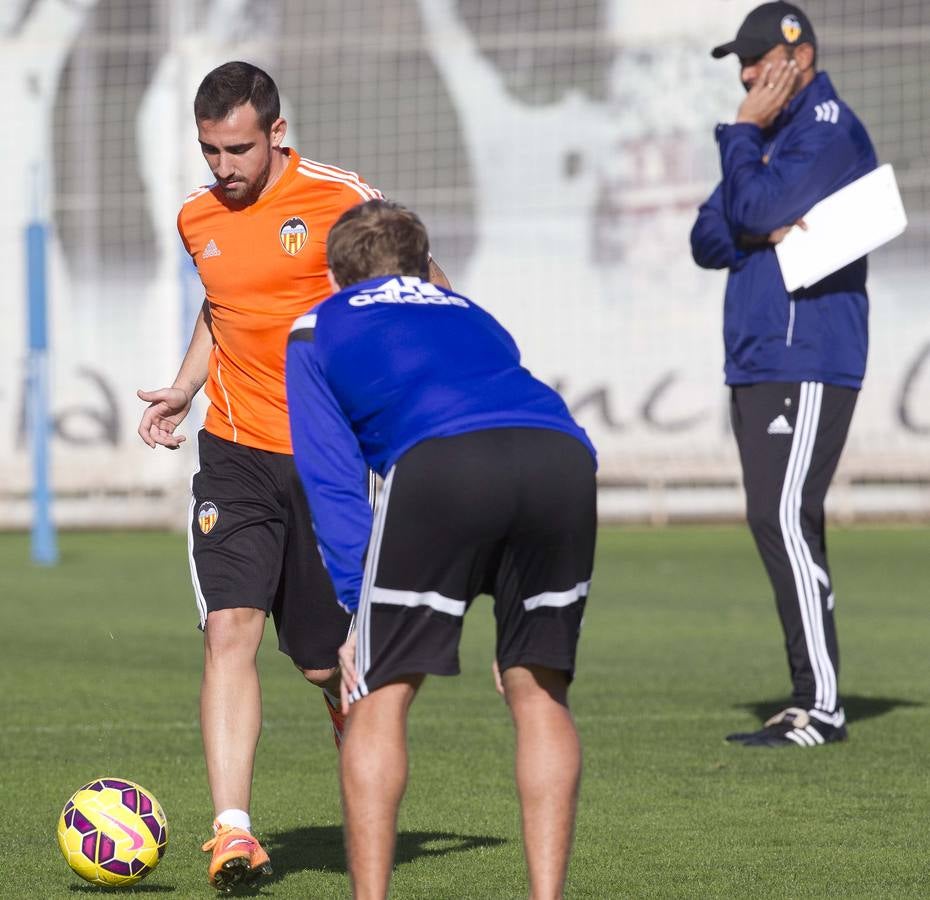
left=178, top=148, right=382, bottom=454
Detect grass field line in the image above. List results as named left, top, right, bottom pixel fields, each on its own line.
left=2, top=720, right=200, bottom=735
left=0, top=719, right=349, bottom=736
left=2, top=709, right=752, bottom=737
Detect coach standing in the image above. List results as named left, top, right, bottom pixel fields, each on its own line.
left=690, top=2, right=877, bottom=747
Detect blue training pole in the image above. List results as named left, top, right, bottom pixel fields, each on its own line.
left=26, top=217, right=58, bottom=565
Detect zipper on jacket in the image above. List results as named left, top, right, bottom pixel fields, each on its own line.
left=786, top=299, right=796, bottom=347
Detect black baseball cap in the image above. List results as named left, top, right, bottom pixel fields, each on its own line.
left=711, top=2, right=816, bottom=60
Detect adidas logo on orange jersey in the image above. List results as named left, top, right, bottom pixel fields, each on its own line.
left=202, top=239, right=221, bottom=259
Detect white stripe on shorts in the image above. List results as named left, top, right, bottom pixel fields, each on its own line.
left=188, top=438, right=208, bottom=628
left=352, top=465, right=396, bottom=703
left=522, top=580, right=590, bottom=612
left=343, top=471, right=376, bottom=644
left=371, top=587, right=466, bottom=617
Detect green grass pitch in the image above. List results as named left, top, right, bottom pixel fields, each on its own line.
left=1, top=525, right=928, bottom=898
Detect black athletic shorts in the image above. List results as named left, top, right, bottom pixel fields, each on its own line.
left=349, top=428, right=597, bottom=703
left=189, top=429, right=351, bottom=670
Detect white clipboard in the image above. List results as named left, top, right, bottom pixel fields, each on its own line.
left=775, top=163, right=907, bottom=292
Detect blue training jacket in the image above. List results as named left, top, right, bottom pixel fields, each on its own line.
left=690, top=71, right=877, bottom=388
left=285, top=275, right=596, bottom=613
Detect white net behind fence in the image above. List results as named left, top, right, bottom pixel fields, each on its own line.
left=1, top=0, right=927, bottom=526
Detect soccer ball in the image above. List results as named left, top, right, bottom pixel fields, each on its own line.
left=56, top=778, right=168, bottom=887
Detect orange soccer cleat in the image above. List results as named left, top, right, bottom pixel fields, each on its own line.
left=201, top=824, right=272, bottom=892
left=323, top=693, right=347, bottom=749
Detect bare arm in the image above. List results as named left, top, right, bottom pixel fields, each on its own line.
left=136, top=301, right=213, bottom=449
left=174, top=301, right=213, bottom=399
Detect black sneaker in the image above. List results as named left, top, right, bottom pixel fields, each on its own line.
left=726, top=707, right=848, bottom=748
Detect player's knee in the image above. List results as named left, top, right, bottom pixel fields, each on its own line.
left=298, top=665, right=338, bottom=686
left=203, top=607, right=264, bottom=659
left=501, top=664, right=570, bottom=709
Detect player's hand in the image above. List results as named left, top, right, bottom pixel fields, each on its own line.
left=338, top=629, right=359, bottom=714
left=491, top=660, right=504, bottom=697
left=768, top=217, right=808, bottom=244
left=736, top=59, right=797, bottom=129
left=136, top=387, right=192, bottom=449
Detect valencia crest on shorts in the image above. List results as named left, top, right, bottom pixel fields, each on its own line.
left=197, top=501, right=219, bottom=534
left=280, top=217, right=308, bottom=256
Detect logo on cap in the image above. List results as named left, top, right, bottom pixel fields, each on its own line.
left=280, top=217, right=308, bottom=256
left=781, top=14, right=802, bottom=43
left=198, top=501, right=219, bottom=534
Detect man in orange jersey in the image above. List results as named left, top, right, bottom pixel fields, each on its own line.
left=137, top=61, right=448, bottom=892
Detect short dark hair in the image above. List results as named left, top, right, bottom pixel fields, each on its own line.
left=327, top=200, right=431, bottom=288
left=194, top=61, right=280, bottom=132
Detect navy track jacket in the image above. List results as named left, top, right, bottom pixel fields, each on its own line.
left=285, top=275, right=596, bottom=613
left=691, top=71, right=877, bottom=388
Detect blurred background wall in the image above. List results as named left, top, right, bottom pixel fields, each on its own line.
left=1, top=0, right=927, bottom=526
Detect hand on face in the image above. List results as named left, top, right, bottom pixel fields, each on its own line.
left=736, top=57, right=798, bottom=129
